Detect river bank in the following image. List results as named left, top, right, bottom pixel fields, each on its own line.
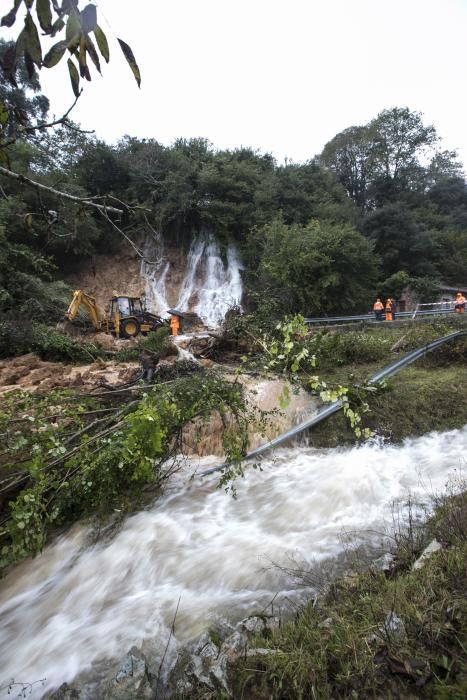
left=213, top=484, right=467, bottom=700
left=311, top=363, right=467, bottom=448
left=0, top=322, right=466, bottom=698
left=0, top=427, right=466, bottom=699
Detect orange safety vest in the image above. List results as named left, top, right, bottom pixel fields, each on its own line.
left=455, top=294, right=466, bottom=312
left=169, top=315, right=180, bottom=335
left=385, top=299, right=393, bottom=320
left=373, top=300, right=384, bottom=311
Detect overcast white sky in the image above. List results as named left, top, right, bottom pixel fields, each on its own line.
left=16, top=0, right=467, bottom=166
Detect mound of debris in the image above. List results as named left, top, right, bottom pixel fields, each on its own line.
left=0, top=354, right=139, bottom=394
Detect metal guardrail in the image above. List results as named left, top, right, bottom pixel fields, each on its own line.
left=304, top=308, right=456, bottom=325
left=199, top=329, right=467, bottom=477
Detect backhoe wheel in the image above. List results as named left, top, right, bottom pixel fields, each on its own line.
left=120, top=318, right=140, bottom=339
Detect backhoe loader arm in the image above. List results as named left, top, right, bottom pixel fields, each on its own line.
left=65, top=290, right=101, bottom=330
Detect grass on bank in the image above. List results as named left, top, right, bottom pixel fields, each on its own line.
left=232, top=487, right=467, bottom=700
left=311, top=363, right=467, bottom=448
left=305, top=321, right=467, bottom=447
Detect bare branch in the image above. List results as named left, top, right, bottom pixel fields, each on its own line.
left=0, top=165, right=124, bottom=214
left=0, top=94, right=87, bottom=149
left=97, top=206, right=157, bottom=260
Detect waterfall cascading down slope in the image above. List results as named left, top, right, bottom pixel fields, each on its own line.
left=0, top=426, right=465, bottom=698
left=140, top=241, right=171, bottom=319
left=175, top=237, right=207, bottom=313
left=194, top=239, right=243, bottom=327
left=140, top=235, right=243, bottom=326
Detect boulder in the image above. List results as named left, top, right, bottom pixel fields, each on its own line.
left=179, top=312, right=205, bottom=333
left=412, top=539, right=442, bottom=570
left=102, top=647, right=153, bottom=700
left=221, top=630, right=248, bottom=657
left=46, top=684, right=82, bottom=699
left=185, top=634, right=220, bottom=690
left=237, top=615, right=279, bottom=635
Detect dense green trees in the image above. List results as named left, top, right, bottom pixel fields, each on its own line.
left=362, top=203, right=438, bottom=278
left=320, top=107, right=462, bottom=210
left=0, top=46, right=466, bottom=327
left=319, top=108, right=466, bottom=295
left=245, top=219, right=379, bottom=316
left=1, top=5, right=466, bottom=324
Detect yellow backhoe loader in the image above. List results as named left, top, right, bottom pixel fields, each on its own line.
left=64, top=290, right=166, bottom=339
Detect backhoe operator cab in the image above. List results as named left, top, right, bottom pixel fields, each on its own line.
left=108, top=295, right=164, bottom=338
left=65, top=290, right=166, bottom=339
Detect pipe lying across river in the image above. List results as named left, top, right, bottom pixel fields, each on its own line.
left=200, top=330, right=467, bottom=477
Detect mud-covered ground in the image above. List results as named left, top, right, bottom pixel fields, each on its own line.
left=0, top=353, right=139, bottom=394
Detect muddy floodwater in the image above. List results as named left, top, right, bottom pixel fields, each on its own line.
left=0, top=426, right=465, bottom=697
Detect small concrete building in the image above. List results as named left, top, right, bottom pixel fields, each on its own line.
left=398, top=282, right=467, bottom=312
left=436, top=283, right=467, bottom=305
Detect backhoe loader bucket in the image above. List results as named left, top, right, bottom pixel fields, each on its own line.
left=56, top=318, right=82, bottom=337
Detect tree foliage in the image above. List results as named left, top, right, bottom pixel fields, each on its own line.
left=320, top=107, right=463, bottom=210
left=1, top=0, right=140, bottom=98
left=245, top=219, right=379, bottom=316
left=0, top=371, right=258, bottom=572
left=0, top=62, right=466, bottom=330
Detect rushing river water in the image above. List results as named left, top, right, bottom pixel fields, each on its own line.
left=0, top=427, right=466, bottom=697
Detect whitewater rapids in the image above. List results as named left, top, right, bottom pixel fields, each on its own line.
left=0, top=427, right=465, bottom=696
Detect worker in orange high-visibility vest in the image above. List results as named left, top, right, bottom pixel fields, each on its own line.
left=454, top=292, right=466, bottom=313
left=385, top=298, right=393, bottom=321
left=169, top=313, right=181, bottom=336
left=373, top=298, right=384, bottom=321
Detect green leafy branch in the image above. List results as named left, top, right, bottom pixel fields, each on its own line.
left=1, top=0, right=141, bottom=94
left=259, top=315, right=375, bottom=440
left=0, top=371, right=258, bottom=572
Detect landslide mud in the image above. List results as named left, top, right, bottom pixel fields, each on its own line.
left=0, top=353, right=139, bottom=394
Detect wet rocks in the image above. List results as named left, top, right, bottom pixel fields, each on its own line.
left=169, top=615, right=279, bottom=697
left=179, top=312, right=205, bottom=333
left=237, top=615, right=278, bottom=635
left=47, top=684, right=82, bottom=699
left=47, top=649, right=153, bottom=700
left=184, top=633, right=228, bottom=692
left=371, top=552, right=394, bottom=573
left=103, top=647, right=153, bottom=699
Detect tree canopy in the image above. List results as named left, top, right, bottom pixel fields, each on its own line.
left=320, top=107, right=463, bottom=211
left=245, top=219, right=380, bottom=316
left=0, top=31, right=466, bottom=327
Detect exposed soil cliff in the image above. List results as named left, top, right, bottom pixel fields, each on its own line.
left=64, top=248, right=144, bottom=311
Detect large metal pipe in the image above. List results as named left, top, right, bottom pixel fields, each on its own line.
left=199, top=330, right=467, bottom=477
